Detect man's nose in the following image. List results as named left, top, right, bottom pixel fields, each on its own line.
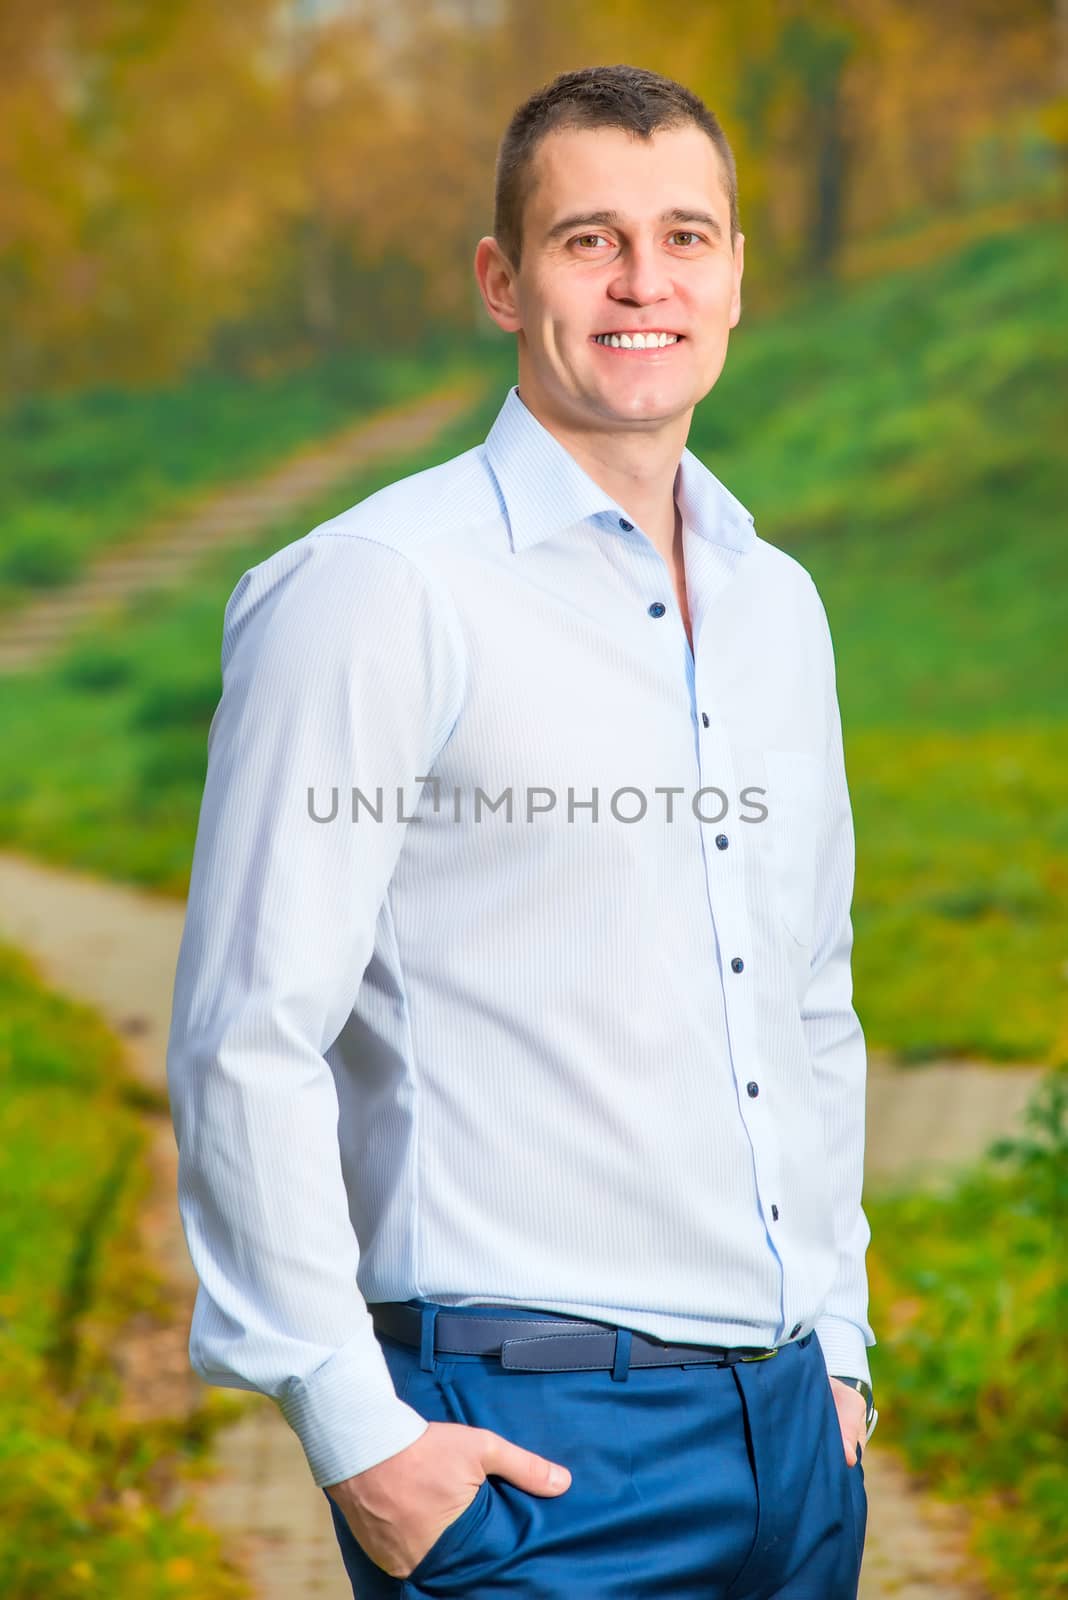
left=607, top=242, right=671, bottom=306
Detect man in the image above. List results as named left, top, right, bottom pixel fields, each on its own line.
left=167, top=64, right=876, bottom=1599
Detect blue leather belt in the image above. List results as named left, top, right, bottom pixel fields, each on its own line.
left=370, top=1301, right=789, bottom=1372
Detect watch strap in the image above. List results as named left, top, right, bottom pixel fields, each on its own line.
left=830, top=1374, right=878, bottom=1443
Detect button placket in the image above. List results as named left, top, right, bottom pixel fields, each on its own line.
left=696, top=712, right=787, bottom=1256
left=616, top=517, right=694, bottom=664
left=687, top=556, right=808, bottom=1340
left=620, top=531, right=676, bottom=631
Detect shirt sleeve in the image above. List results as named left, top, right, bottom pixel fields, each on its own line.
left=165, top=530, right=467, bottom=1488
left=801, top=584, right=877, bottom=1388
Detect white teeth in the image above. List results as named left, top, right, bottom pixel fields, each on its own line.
left=594, top=332, right=679, bottom=347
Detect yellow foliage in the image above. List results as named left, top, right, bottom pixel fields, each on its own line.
left=0, top=0, right=1056, bottom=390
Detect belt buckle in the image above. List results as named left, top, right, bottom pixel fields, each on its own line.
left=738, top=1348, right=778, bottom=1362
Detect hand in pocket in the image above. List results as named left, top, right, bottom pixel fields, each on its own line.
left=324, top=1418, right=571, bottom=1579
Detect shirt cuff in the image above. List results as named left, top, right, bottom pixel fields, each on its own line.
left=275, top=1331, right=430, bottom=1488
left=813, top=1314, right=873, bottom=1389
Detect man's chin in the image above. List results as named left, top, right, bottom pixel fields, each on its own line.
left=585, top=386, right=695, bottom=430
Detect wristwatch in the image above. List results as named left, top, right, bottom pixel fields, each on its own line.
left=831, top=1375, right=878, bottom=1444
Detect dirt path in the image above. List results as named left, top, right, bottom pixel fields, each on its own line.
left=0, top=380, right=478, bottom=673
left=0, top=847, right=1043, bottom=1598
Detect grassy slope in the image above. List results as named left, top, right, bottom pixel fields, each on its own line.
left=0, top=347, right=463, bottom=608
left=0, top=941, right=247, bottom=1600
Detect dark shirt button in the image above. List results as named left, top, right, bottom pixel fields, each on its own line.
left=791, top=1322, right=802, bottom=1338
left=648, top=601, right=666, bottom=618
left=701, top=711, right=710, bottom=727
left=715, top=834, right=729, bottom=850
left=746, top=1080, right=759, bottom=1096
left=771, top=1204, right=779, bottom=1220
left=619, top=517, right=633, bottom=531
left=731, top=957, right=744, bottom=973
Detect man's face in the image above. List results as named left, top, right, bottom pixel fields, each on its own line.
left=489, top=122, right=744, bottom=435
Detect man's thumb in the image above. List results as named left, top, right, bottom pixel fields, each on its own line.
left=481, top=1431, right=571, bottom=1495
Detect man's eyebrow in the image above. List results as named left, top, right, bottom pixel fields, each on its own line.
left=662, top=207, right=724, bottom=240
left=544, top=210, right=622, bottom=242
left=544, top=207, right=725, bottom=243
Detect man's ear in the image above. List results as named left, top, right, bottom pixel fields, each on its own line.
left=729, top=232, right=744, bottom=330
left=474, top=236, right=522, bottom=334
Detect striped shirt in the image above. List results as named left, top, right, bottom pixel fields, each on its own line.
left=166, top=383, right=876, bottom=1490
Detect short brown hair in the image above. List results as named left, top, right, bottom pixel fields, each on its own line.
left=493, top=64, right=740, bottom=268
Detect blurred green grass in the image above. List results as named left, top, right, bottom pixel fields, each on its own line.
left=0, top=940, right=247, bottom=1599
left=849, top=726, right=1067, bottom=1062
left=867, top=1069, right=1068, bottom=1598
left=0, top=346, right=460, bottom=609
left=3, top=221, right=1065, bottom=1061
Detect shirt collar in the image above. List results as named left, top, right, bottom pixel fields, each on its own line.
left=483, top=385, right=756, bottom=556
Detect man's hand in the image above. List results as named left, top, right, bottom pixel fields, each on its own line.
left=324, top=1420, right=572, bottom=1579
left=828, top=1376, right=867, bottom=1467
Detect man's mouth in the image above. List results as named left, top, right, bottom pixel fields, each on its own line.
left=592, top=331, right=682, bottom=349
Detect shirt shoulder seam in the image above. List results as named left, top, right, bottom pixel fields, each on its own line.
left=308, top=529, right=469, bottom=738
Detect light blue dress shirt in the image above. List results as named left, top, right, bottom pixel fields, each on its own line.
left=166, top=384, right=876, bottom=1490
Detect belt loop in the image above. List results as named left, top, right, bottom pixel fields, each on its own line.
left=419, top=1304, right=439, bottom=1372
left=611, top=1328, right=632, bottom=1382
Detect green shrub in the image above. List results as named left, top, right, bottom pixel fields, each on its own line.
left=136, top=732, right=210, bottom=792
left=60, top=645, right=135, bottom=693
left=130, top=676, right=220, bottom=732
left=0, top=526, right=84, bottom=589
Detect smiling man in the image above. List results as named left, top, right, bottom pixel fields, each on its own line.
left=167, top=64, right=876, bottom=1599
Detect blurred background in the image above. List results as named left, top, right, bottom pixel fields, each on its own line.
left=0, top=2, right=1065, bottom=1597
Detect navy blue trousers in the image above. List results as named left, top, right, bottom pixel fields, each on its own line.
left=324, top=1301, right=867, bottom=1598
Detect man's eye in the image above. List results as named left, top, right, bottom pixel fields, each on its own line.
left=670, top=231, right=700, bottom=247
left=573, top=234, right=609, bottom=249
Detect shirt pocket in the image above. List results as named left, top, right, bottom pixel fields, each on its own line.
left=763, top=749, right=823, bottom=950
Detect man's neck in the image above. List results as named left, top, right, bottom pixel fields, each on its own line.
left=515, top=385, right=690, bottom=567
